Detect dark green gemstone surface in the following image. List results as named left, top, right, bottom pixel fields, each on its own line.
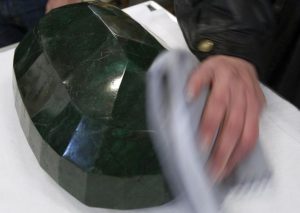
left=13, top=2, right=171, bottom=209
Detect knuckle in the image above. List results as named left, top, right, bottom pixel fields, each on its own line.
left=229, top=68, right=240, bottom=79
left=217, top=145, right=229, bottom=159
left=201, top=119, right=217, bottom=135
left=224, top=111, right=244, bottom=136
left=219, top=69, right=236, bottom=82
left=214, top=148, right=227, bottom=165
left=214, top=145, right=231, bottom=165
left=227, top=119, right=242, bottom=135
left=190, top=70, right=203, bottom=82
left=213, top=93, right=228, bottom=106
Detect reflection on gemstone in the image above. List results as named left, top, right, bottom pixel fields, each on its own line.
left=13, top=2, right=171, bottom=209
left=110, top=75, right=123, bottom=92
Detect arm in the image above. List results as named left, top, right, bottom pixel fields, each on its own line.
left=46, top=0, right=81, bottom=13
left=174, top=0, right=275, bottom=72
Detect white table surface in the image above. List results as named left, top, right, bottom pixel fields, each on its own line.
left=1, top=1, right=300, bottom=213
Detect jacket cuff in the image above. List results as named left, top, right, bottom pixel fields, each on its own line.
left=186, top=31, right=264, bottom=76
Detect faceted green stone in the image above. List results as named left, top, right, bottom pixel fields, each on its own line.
left=13, top=2, right=171, bottom=209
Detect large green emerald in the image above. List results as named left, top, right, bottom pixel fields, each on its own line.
left=13, top=2, right=171, bottom=209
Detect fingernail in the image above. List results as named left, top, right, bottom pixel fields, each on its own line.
left=211, top=168, right=223, bottom=184
left=221, top=169, right=230, bottom=180
left=209, top=163, right=225, bottom=184
left=200, top=135, right=210, bottom=153
left=200, top=140, right=210, bottom=153
left=186, top=88, right=195, bottom=103
left=209, top=166, right=220, bottom=183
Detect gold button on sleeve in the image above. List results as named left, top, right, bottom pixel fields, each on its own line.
left=197, top=39, right=214, bottom=53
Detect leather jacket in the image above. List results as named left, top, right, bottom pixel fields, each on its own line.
left=174, top=0, right=289, bottom=77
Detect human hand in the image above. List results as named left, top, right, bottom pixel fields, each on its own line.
left=46, top=0, right=81, bottom=13
left=187, top=55, right=265, bottom=182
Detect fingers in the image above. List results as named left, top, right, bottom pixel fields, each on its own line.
left=187, top=55, right=264, bottom=182
left=220, top=61, right=263, bottom=177
left=223, top=88, right=260, bottom=177
left=187, top=63, right=213, bottom=100
left=198, top=71, right=228, bottom=152
left=209, top=81, right=246, bottom=181
left=187, top=63, right=227, bottom=154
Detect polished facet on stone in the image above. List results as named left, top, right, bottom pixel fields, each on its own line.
left=13, top=2, right=171, bottom=209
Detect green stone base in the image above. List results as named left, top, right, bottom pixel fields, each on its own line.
left=13, top=2, right=171, bottom=209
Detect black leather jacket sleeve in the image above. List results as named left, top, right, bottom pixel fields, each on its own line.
left=174, top=0, right=275, bottom=72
